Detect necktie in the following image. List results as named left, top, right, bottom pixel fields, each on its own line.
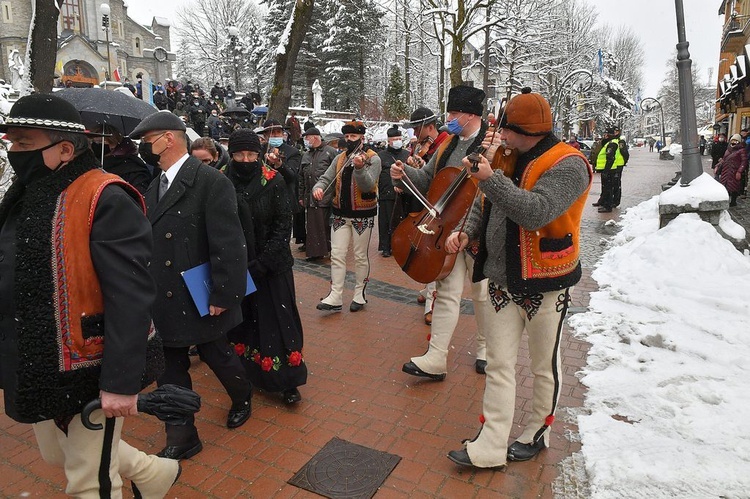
left=158, top=173, right=169, bottom=201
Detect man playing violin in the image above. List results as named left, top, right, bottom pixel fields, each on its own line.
left=401, top=107, right=450, bottom=324
left=445, top=87, right=592, bottom=471
left=312, top=121, right=381, bottom=313
left=390, top=85, right=491, bottom=381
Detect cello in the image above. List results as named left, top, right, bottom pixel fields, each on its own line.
left=390, top=135, right=516, bottom=284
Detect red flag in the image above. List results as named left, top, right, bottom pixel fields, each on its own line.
left=112, top=67, right=121, bottom=82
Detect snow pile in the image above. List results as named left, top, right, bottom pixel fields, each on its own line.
left=659, top=172, right=729, bottom=207
left=569, top=197, right=750, bottom=497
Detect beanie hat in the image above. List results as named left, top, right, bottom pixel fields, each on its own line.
left=446, top=85, right=485, bottom=116
left=0, top=93, right=88, bottom=134
left=341, top=120, right=366, bottom=135
left=499, top=87, right=552, bottom=136
left=228, top=129, right=261, bottom=154
left=387, top=124, right=401, bottom=137
left=730, top=133, right=742, bottom=143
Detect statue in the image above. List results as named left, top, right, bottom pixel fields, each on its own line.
left=312, top=79, right=323, bottom=114
left=8, top=50, right=25, bottom=91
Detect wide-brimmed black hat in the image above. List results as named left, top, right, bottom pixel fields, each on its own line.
left=403, top=107, right=437, bottom=128
left=260, top=119, right=286, bottom=134
left=128, top=110, right=187, bottom=139
left=0, top=93, right=89, bottom=134
left=447, top=85, right=486, bottom=116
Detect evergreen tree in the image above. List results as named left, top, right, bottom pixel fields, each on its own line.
left=384, top=65, right=408, bottom=120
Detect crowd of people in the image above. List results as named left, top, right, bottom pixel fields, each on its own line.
left=0, top=83, right=597, bottom=495
left=711, top=130, right=749, bottom=207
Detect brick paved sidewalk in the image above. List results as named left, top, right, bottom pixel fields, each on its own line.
left=6, top=160, right=671, bottom=498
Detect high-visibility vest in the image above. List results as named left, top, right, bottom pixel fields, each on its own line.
left=595, top=138, right=625, bottom=170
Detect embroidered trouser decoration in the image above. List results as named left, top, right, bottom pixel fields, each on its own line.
left=323, top=216, right=373, bottom=306
left=465, top=285, right=569, bottom=469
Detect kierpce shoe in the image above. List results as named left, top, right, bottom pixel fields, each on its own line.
left=447, top=448, right=506, bottom=471
left=507, top=439, right=546, bottom=462
left=401, top=361, right=446, bottom=381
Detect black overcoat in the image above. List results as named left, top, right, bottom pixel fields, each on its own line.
left=145, top=157, right=248, bottom=348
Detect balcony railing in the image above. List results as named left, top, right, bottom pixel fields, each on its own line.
left=722, top=17, right=750, bottom=50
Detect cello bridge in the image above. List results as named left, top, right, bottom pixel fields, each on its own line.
left=417, top=224, right=435, bottom=235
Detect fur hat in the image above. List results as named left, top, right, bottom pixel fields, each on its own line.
left=0, top=93, right=88, bottom=134
left=499, top=87, right=552, bottom=136
left=341, top=120, right=366, bottom=135
left=129, top=110, right=187, bottom=139
left=446, top=85, right=485, bottom=116
left=228, top=129, right=261, bottom=154
left=387, top=124, right=401, bottom=138
left=403, top=107, right=437, bottom=128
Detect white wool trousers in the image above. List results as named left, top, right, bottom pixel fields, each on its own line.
left=321, top=216, right=374, bottom=306
left=466, top=285, right=569, bottom=468
left=411, top=250, right=489, bottom=374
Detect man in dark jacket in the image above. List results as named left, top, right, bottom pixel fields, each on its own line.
left=91, top=124, right=154, bottom=193
left=377, top=124, right=409, bottom=257
left=298, top=127, right=338, bottom=260
left=0, top=94, right=179, bottom=497
left=130, top=111, right=252, bottom=460
left=262, top=119, right=303, bottom=245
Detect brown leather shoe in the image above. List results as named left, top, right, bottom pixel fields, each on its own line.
left=424, top=312, right=432, bottom=325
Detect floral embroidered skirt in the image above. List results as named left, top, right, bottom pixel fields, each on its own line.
left=227, top=270, right=307, bottom=392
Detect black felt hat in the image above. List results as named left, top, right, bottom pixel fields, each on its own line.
left=341, top=120, right=366, bottom=135
left=387, top=124, right=401, bottom=137
left=446, top=85, right=486, bottom=116
left=403, top=107, right=437, bottom=128
left=128, top=110, right=187, bottom=139
left=261, top=119, right=286, bottom=134
left=0, top=93, right=88, bottom=134
left=228, top=129, right=261, bottom=154
left=302, top=127, right=321, bottom=137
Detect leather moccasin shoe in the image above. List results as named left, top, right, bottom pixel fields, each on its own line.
left=157, top=439, right=203, bottom=460
left=227, top=396, right=252, bottom=429
left=349, top=301, right=365, bottom=312
left=475, top=359, right=487, bottom=374
left=402, top=361, right=446, bottom=381
left=447, top=448, right=506, bottom=471
left=316, top=302, right=342, bottom=311
left=507, top=439, right=546, bottom=462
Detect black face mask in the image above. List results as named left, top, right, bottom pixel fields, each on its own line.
left=231, top=160, right=260, bottom=181
left=138, top=139, right=163, bottom=166
left=91, top=142, right=111, bottom=159
left=345, top=139, right=361, bottom=154
left=8, top=141, right=63, bottom=186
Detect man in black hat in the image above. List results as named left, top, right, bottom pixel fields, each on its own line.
left=0, top=94, right=179, bottom=496
left=377, top=124, right=409, bottom=258
left=298, top=127, right=338, bottom=260
left=262, top=119, right=304, bottom=246
left=390, top=85, right=490, bottom=380
left=130, top=111, right=252, bottom=460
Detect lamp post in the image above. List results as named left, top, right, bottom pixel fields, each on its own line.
left=227, top=25, right=240, bottom=91
left=100, top=3, right=112, bottom=82
left=552, top=69, right=594, bottom=135
left=641, top=97, right=666, bottom=155
left=674, top=0, right=703, bottom=185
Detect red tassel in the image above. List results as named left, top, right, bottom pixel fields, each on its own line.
left=479, top=414, right=486, bottom=424
left=545, top=415, right=555, bottom=426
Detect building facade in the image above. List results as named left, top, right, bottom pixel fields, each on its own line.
left=0, top=0, right=175, bottom=87
left=716, top=0, right=750, bottom=135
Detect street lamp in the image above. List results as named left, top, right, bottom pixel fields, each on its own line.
left=641, top=97, right=666, bottom=156
left=227, top=25, right=240, bottom=91
left=674, top=0, right=703, bottom=185
left=552, top=69, right=594, bottom=134
left=100, top=3, right=112, bottom=82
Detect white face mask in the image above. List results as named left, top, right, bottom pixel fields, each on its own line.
left=391, top=140, right=403, bottom=149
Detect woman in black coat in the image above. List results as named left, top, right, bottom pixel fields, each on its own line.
left=224, top=129, right=307, bottom=404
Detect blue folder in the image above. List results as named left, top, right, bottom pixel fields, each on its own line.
left=181, top=262, right=256, bottom=317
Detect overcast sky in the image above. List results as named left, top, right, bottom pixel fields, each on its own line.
left=125, top=0, right=724, bottom=98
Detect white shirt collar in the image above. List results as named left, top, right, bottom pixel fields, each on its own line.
left=162, top=153, right=190, bottom=189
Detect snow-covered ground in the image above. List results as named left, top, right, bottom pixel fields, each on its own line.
left=569, top=196, right=750, bottom=497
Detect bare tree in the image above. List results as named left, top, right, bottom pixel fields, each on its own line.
left=27, top=0, right=59, bottom=93
left=266, top=0, right=315, bottom=122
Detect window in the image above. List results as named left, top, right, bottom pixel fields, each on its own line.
left=118, top=21, right=124, bottom=38
left=60, top=0, right=83, bottom=32
left=134, top=37, right=141, bottom=56
left=1, top=2, right=12, bottom=23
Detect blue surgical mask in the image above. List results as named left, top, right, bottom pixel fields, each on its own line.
left=268, top=137, right=284, bottom=148
left=446, top=118, right=463, bottom=135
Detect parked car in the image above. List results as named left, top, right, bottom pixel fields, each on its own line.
left=578, top=139, right=595, bottom=160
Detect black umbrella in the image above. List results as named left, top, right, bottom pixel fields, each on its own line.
left=56, top=88, right=157, bottom=136
left=81, top=384, right=201, bottom=430
left=221, top=107, right=252, bottom=118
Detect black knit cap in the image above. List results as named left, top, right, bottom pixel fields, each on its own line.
left=403, top=107, right=437, bottom=128
left=0, top=93, right=88, bottom=134
left=341, top=120, right=366, bottom=135
left=228, top=129, right=261, bottom=154
left=387, top=124, right=401, bottom=137
left=446, top=85, right=485, bottom=116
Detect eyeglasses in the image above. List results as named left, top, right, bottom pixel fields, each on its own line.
left=731, top=140, right=740, bottom=145
left=142, top=132, right=166, bottom=144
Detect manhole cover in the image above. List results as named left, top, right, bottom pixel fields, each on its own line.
left=288, top=437, right=401, bottom=499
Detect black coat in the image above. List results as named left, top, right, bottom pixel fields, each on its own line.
left=145, top=157, right=248, bottom=348
left=103, top=153, right=153, bottom=194
left=263, top=142, right=302, bottom=213
left=378, top=146, right=410, bottom=200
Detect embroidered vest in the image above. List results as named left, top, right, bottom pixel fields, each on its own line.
left=332, top=149, right=378, bottom=214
